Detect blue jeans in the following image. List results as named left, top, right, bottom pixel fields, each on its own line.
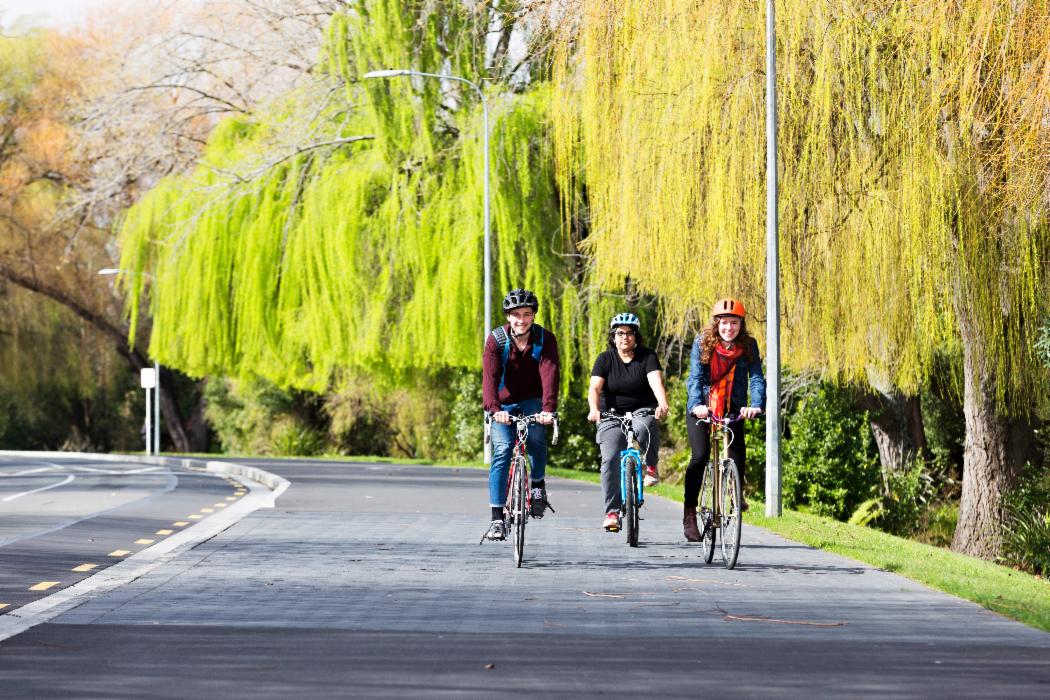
left=489, top=398, right=547, bottom=507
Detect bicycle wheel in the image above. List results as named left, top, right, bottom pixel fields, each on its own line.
left=624, top=457, right=639, bottom=547
left=719, top=458, right=742, bottom=569
left=510, top=454, right=528, bottom=567
left=698, top=461, right=716, bottom=563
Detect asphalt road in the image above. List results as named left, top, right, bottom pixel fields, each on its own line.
left=0, top=455, right=244, bottom=613
left=1, top=458, right=1048, bottom=698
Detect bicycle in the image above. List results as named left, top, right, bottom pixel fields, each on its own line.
left=599, top=408, right=654, bottom=547
left=480, top=412, right=559, bottom=567
left=696, top=414, right=745, bottom=569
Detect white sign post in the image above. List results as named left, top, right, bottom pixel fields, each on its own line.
left=140, top=368, right=156, bottom=456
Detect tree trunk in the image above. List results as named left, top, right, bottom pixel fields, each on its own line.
left=860, top=374, right=929, bottom=496
left=950, top=299, right=1026, bottom=559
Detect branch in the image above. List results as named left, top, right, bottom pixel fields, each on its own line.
left=0, top=263, right=148, bottom=370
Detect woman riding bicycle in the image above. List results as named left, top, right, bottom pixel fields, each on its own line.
left=482, top=289, right=560, bottom=541
left=587, top=312, right=670, bottom=532
left=682, top=298, right=765, bottom=541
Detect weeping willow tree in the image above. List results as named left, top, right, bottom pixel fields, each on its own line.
left=553, top=0, right=1050, bottom=558
left=118, top=0, right=613, bottom=395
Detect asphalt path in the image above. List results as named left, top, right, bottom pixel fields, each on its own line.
left=1, top=458, right=1048, bottom=698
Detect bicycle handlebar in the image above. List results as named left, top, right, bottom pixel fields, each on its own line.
left=486, top=412, right=559, bottom=445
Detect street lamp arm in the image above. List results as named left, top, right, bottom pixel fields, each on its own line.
left=362, top=68, right=486, bottom=105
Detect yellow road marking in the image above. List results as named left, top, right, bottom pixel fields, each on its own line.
left=72, top=563, right=97, bottom=572
left=214, top=503, right=227, bottom=508
left=109, top=549, right=131, bottom=557
left=156, top=529, right=174, bottom=535
left=200, top=508, right=214, bottom=513
left=188, top=515, right=202, bottom=520
left=0, top=603, right=8, bottom=610
left=135, top=539, right=155, bottom=545
left=225, top=497, right=237, bottom=501
left=173, top=521, right=189, bottom=527
left=30, top=581, right=59, bottom=591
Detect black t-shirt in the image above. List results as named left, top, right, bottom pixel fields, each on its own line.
left=591, top=347, right=662, bottom=412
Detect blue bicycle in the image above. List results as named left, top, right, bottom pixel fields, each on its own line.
left=600, top=408, right=655, bottom=547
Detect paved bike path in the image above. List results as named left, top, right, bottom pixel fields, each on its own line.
left=1, top=460, right=1047, bottom=698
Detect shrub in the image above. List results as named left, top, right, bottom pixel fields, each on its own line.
left=1001, top=465, right=1050, bottom=578
left=782, top=383, right=881, bottom=520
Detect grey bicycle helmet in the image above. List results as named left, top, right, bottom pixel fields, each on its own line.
left=503, top=288, right=539, bottom=313
left=610, top=312, right=640, bottom=329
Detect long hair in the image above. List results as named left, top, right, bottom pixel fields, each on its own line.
left=698, top=318, right=757, bottom=364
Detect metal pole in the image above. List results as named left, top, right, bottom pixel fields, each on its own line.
left=480, top=90, right=493, bottom=466
left=765, top=0, right=782, bottom=517
left=154, top=361, right=161, bottom=454
left=144, top=386, right=152, bottom=456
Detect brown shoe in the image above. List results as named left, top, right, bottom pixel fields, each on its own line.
left=683, top=507, right=702, bottom=542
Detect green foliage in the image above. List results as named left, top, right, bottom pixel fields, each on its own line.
left=1001, top=466, right=1050, bottom=578
left=782, top=383, right=880, bottom=520
left=555, top=0, right=1050, bottom=412
left=270, top=422, right=325, bottom=457
left=551, top=386, right=597, bottom=471
left=447, top=369, right=483, bottom=461
left=1037, top=318, right=1050, bottom=370
left=118, top=1, right=601, bottom=393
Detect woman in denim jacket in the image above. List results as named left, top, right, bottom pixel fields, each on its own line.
left=682, top=298, right=765, bottom=541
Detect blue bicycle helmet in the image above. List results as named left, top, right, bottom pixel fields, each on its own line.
left=610, top=312, right=640, bottom=329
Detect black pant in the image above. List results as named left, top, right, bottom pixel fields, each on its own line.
left=683, top=417, right=747, bottom=508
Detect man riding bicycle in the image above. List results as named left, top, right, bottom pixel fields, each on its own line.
left=482, top=289, right=560, bottom=541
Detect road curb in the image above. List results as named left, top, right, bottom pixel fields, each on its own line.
left=0, top=452, right=288, bottom=642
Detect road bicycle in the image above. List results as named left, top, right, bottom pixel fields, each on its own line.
left=696, top=414, right=744, bottom=569
left=600, top=408, right=654, bottom=547
left=481, top=412, right=558, bottom=567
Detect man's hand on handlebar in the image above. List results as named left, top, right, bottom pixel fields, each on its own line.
left=586, top=408, right=601, bottom=423
left=739, top=407, right=763, bottom=420
left=493, top=410, right=511, bottom=425
left=654, top=403, right=669, bottom=420
left=537, top=411, right=555, bottom=425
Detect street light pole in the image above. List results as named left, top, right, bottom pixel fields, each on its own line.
left=99, top=267, right=162, bottom=455
left=363, top=68, right=493, bottom=463
left=764, top=0, right=783, bottom=517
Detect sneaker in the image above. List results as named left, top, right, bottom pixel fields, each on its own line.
left=603, top=511, right=621, bottom=532
left=485, top=519, right=506, bottom=541
left=643, top=465, right=660, bottom=487
left=530, top=487, right=549, bottom=518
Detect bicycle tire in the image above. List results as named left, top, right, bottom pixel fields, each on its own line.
left=699, top=461, right=716, bottom=563
left=511, top=454, right=528, bottom=567
left=720, top=458, right=742, bottom=569
left=624, top=457, right=639, bottom=547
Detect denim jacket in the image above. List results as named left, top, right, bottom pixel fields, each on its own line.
left=686, top=335, right=766, bottom=415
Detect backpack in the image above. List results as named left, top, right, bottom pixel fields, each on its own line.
left=491, top=324, right=545, bottom=393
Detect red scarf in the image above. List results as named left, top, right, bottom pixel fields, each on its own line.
left=708, top=343, right=745, bottom=419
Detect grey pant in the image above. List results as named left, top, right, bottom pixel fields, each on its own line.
left=596, top=415, right=660, bottom=513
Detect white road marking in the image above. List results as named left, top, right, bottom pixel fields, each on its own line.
left=2, top=474, right=75, bottom=502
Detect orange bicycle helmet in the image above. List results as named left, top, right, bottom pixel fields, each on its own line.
left=712, top=298, right=746, bottom=318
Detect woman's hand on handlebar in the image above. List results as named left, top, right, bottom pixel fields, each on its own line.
left=654, top=403, right=669, bottom=420
left=691, top=405, right=709, bottom=420
left=739, top=406, right=763, bottom=420
left=587, top=408, right=601, bottom=423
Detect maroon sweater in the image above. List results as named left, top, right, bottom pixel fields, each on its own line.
left=482, top=324, right=560, bottom=414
